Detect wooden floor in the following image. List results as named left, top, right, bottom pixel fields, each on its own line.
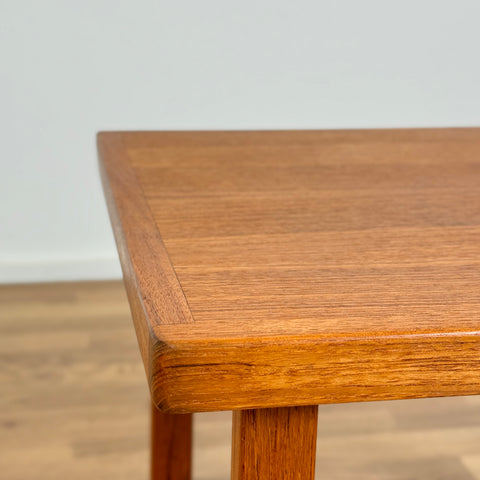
left=1, top=281, right=480, bottom=480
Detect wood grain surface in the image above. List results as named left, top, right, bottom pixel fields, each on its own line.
left=98, top=128, right=480, bottom=412
left=3, top=281, right=480, bottom=480
left=151, top=402, right=191, bottom=480
left=231, top=406, right=318, bottom=480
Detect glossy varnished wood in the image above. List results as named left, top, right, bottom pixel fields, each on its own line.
left=231, top=406, right=318, bottom=480
left=98, top=128, right=480, bottom=412
left=151, top=402, right=192, bottom=480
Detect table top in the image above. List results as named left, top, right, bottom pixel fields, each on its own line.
left=98, top=129, right=480, bottom=413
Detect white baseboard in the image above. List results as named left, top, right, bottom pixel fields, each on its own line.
left=0, top=256, right=123, bottom=284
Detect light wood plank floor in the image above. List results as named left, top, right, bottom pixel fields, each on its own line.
left=1, top=281, right=480, bottom=479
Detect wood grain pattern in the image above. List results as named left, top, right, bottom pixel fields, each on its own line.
left=98, top=133, right=193, bottom=386
left=3, top=280, right=480, bottom=480
left=97, top=128, right=480, bottom=412
left=151, top=402, right=192, bottom=480
left=231, top=406, right=318, bottom=480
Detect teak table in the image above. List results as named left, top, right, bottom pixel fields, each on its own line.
left=98, top=128, right=480, bottom=479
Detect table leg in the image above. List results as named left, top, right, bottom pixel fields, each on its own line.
left=231, top=405, right=318, bottom=480
left=151, top=401, right=192, bottom=480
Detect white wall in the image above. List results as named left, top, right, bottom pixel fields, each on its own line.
left=1, top=0, right=480, bottom=283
